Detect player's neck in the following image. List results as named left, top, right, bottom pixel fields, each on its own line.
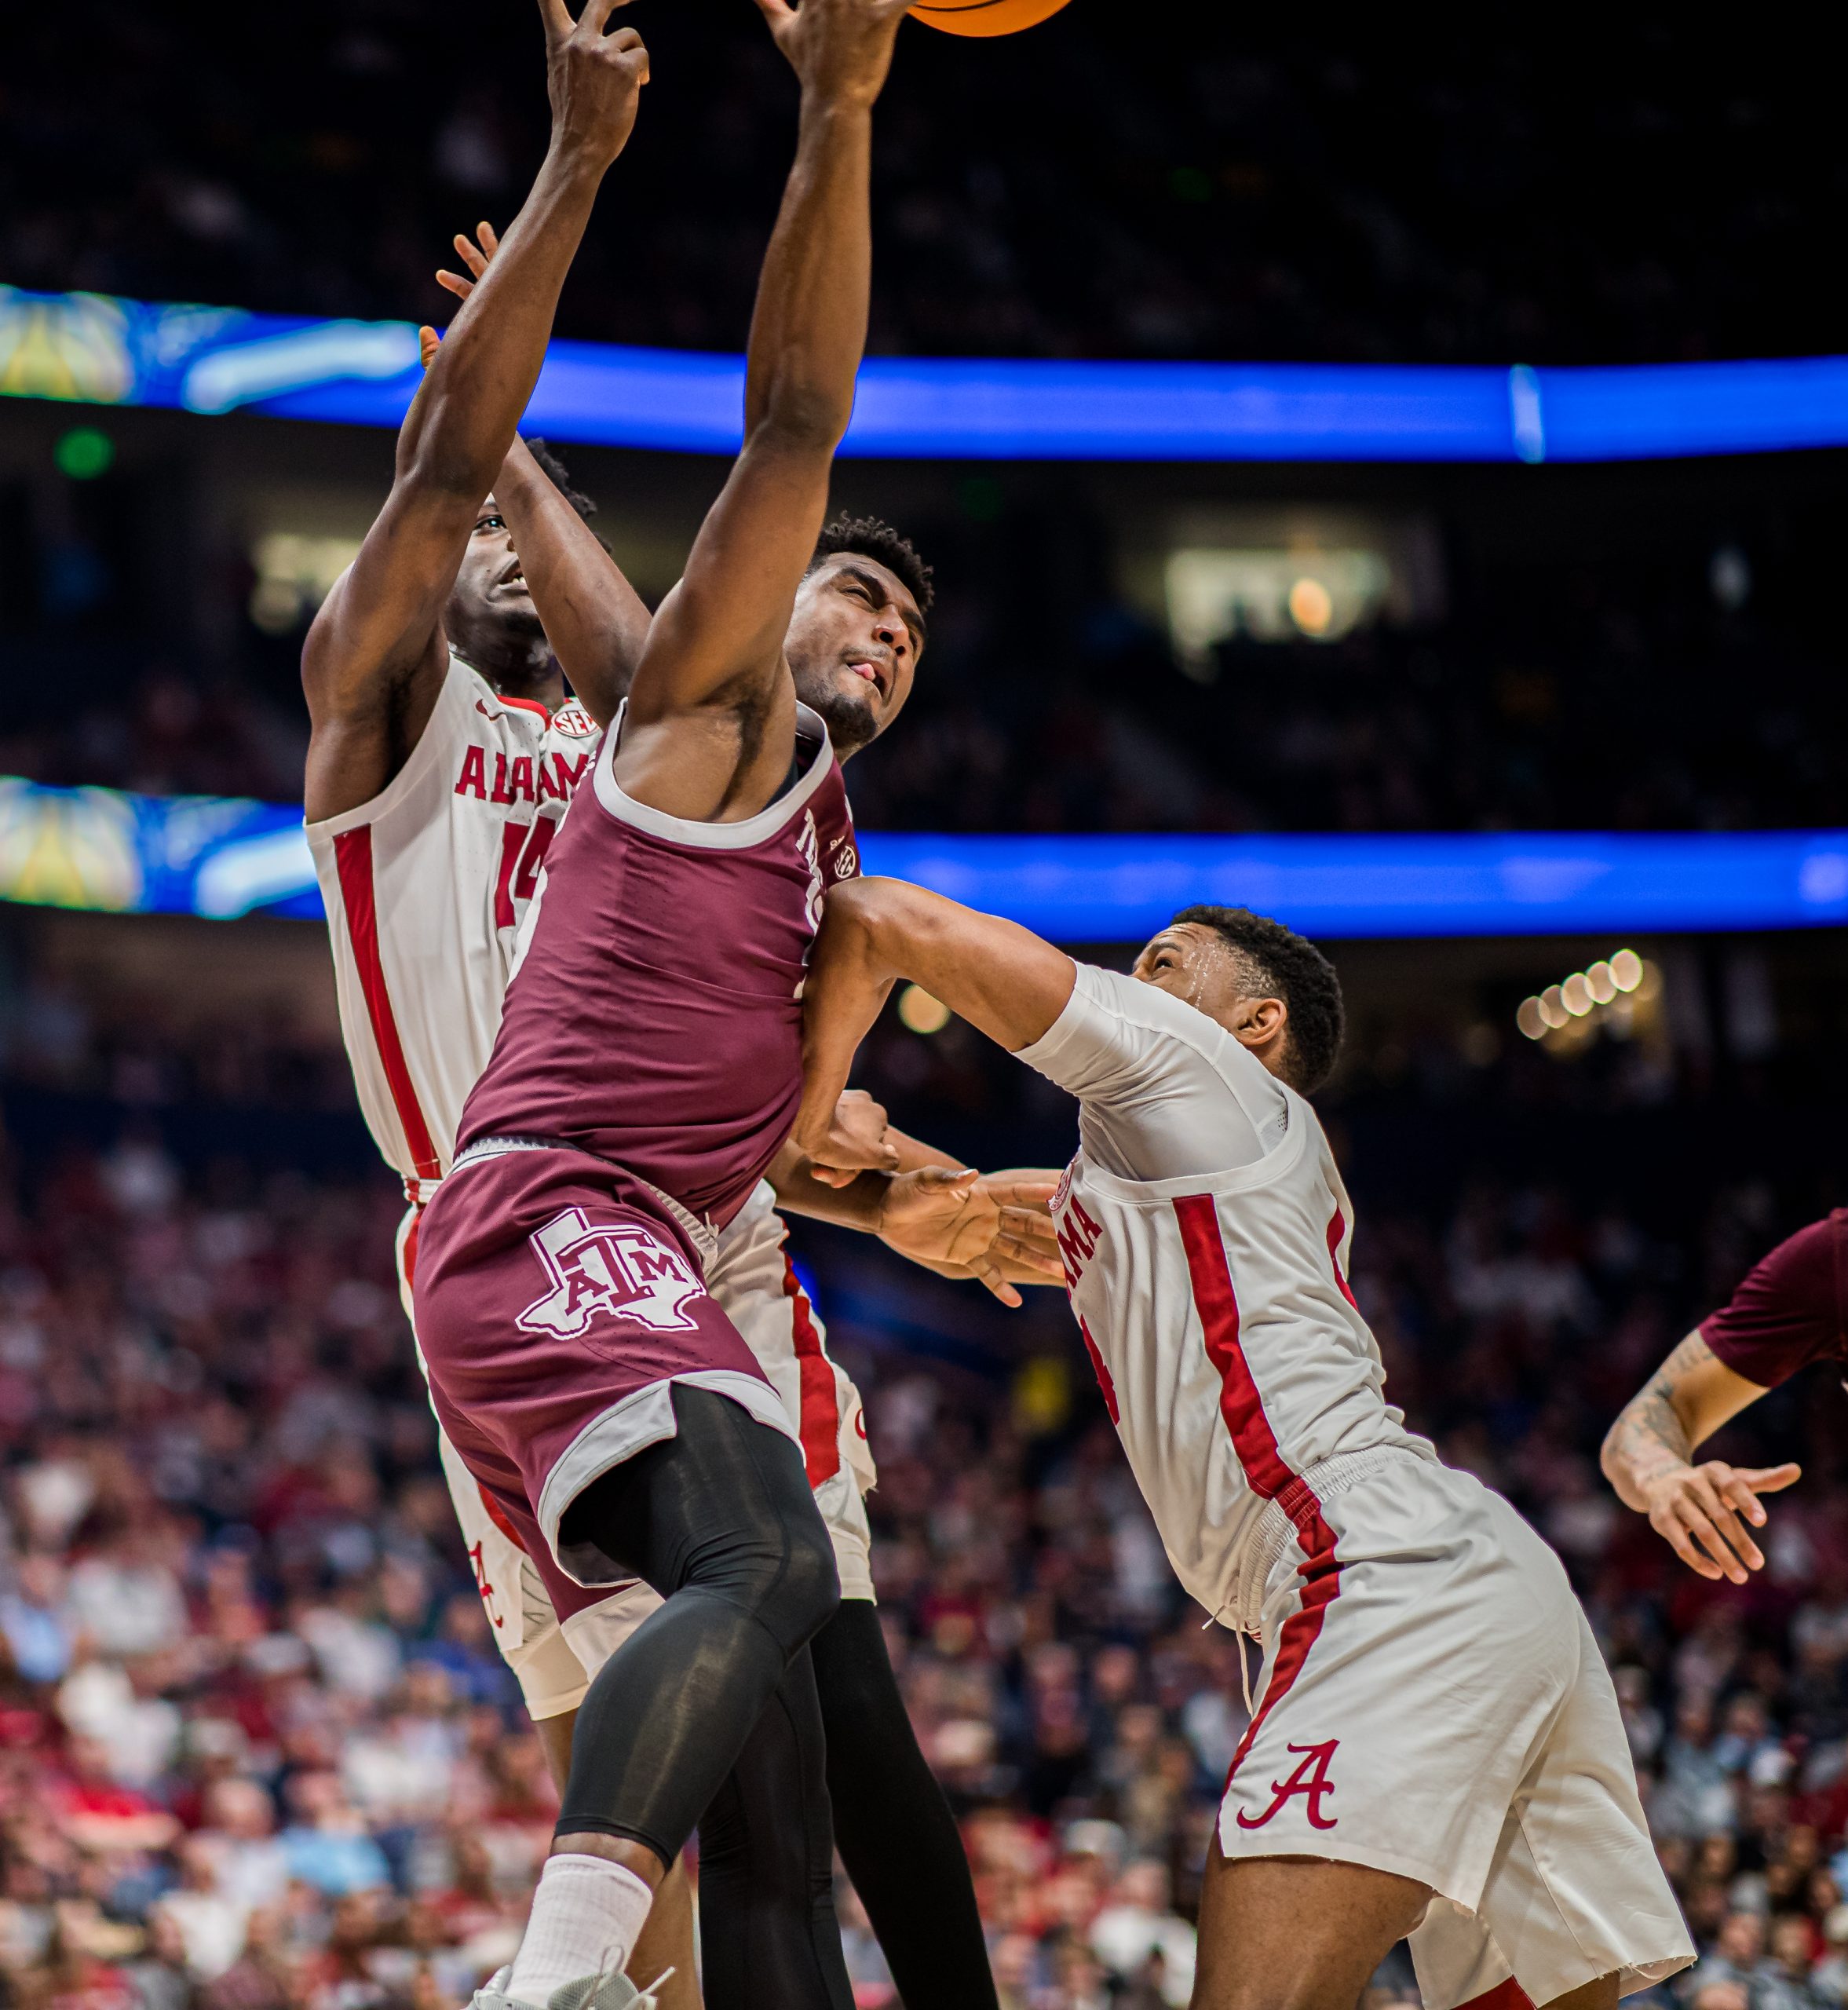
left=466, top=651, right=567, bottom=718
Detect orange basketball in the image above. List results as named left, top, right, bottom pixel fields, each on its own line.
left=908, top=0, right=1073, bottom=35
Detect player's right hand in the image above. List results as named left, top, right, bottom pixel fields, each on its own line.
left=539, top=0, right=648, bottom=169
left=1640, top=1458, right=1802, bottom=1583
left=803, top=1087, right=900, bottom=1186
left=753, top=0, right=912, bottom=111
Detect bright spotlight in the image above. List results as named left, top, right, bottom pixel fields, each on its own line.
left=897, top=984, right=952, bottom=1035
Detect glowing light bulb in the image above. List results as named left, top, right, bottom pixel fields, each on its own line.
left=1610, top=949, right=1643, bottom=993
left=1287, top=576, right=1334, bottom=635
left=1586, top=960, right=1617, bottom=1005
left=1517, top=998, right=1547, bottom=1041
left=1539, top=986, right=1569, bottom=1030
left=1561, top=973, right=1593, bottom=1017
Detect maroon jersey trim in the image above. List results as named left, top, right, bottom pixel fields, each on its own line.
left=593, top=699, right=838, bottom=850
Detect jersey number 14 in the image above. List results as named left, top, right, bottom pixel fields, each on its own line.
left=495, top=815, right=558, bottom=930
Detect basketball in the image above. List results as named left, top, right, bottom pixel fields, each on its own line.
left=908, top=0, right=1073, bottom=36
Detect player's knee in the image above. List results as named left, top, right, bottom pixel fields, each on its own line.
left=772, top=1511, right=841, bottom=1653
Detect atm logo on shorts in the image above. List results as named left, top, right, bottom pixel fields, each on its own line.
left=517, top=1208, right=704, bottom=1340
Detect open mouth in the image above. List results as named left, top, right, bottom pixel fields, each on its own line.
left=848, top=659, right=889, bottom=701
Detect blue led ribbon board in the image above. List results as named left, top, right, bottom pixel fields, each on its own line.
left=5, top=777, right=1848, bottom=939
left=7, top=286, right=1848, bottom=462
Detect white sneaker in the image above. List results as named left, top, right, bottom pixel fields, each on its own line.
left=469, top=1972, right=674, bottom=2010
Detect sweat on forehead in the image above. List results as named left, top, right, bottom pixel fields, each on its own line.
left=1156, top=922, right=1269, bottom=985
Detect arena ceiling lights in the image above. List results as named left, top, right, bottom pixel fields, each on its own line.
left=7, top=287, right=1848, bottom=463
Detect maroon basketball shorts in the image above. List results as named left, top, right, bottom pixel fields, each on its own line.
left=412, top=1138, right=799, bottom=1605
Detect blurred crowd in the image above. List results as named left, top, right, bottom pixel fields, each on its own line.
left=0, top=1031, right=1846, bottom=2007
left=5, top=9, right=1839, bottom=367
left=7, top=568, right=1845, bottom=838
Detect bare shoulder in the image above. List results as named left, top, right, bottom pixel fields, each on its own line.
left=609, top=649, right=799, bottom=824
left=302, top=596, right=451, bottom=824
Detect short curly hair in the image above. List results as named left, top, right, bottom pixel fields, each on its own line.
left=523, top=438, right=612, bottom=554
left=809, top=514, right=934, bottom=616
left=1171, top=904, right=1346, bottom=1094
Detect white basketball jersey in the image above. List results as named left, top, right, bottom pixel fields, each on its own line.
left=1027, top=964, right=1434, bottom=1628
left=306, top=654, right=601, bottom=1201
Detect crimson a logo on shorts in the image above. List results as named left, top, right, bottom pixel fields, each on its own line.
left=517, top=1208, right=704, bottom=1340
left=1235, top=1739, right=1340, bottom=1831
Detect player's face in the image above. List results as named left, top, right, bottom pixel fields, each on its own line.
left=1133, top=924, right=1242, bottom=1014
left=785, top=554, right=925, bottom=758
left=1133, top=925, right=1291, bottom=1075
left=446, top=496, right=545, bottom=652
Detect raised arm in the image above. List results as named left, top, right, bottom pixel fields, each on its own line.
left=425, top=225, right=652, bottom=729
left=793, top=878, right=1078, bottom=1175
left=300, top=0, right=646, bottom=823
left=613, top=0, right=911, bottom=824
left=1599, top=1332, right=1796, bottom=1583
left=495, top=436, right=651, bottom=729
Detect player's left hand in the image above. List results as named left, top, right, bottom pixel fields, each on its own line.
left=419, top=221, right=502, bottom=368
left=437, top=220, right=500, bottom=305
left=878, top=1167, right=1064, bottom=1306
left=969, top=1170, right=1065, bottom=1287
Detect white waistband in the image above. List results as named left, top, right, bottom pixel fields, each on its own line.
left=1226, top=1445, right=1419, bottom=1636
left=447, top=1135, right=719, bottom=1272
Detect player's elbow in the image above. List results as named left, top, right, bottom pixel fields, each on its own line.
left=824, top=875, right=931, bottom=967
left=743, top=386, right=851, bottom=459
left=396, top=413, right=495, bottom=504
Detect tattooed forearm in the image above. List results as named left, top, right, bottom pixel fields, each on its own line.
left=1601, top=1332, right=1713, bottom=1508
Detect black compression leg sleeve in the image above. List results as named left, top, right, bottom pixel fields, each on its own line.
left=810, top=1598, right=1000, bottom=2010
left=554, top=1386, right=841, bottom=1866
left=696, top=1646, right=853, bottom=2010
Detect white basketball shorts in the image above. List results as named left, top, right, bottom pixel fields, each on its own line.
left=1218, top=1446, right=1693, bottom=2008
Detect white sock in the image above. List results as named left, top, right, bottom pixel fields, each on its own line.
left=506, top=1855, right=655, bottom=2007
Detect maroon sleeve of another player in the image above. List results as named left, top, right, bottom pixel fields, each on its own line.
left=1700, top=1216, right=1848, bottom=1389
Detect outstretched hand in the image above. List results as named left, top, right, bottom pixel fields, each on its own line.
left=752, top=0, right=911, bottom=108
left=418, top=223, right=499, bottom=369
left=878, top=1166, right=1065, bottom=1306
left=438, top=221, right=500, bottom=305
left=1641, top=1458, right=1802, bottom=1583
left=539, top=0, right=648, bottom=168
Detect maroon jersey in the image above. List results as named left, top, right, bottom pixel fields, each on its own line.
left=1700, top=1210, right=1848, bottom=1388
left=457, top=703, right=860, bottom=1229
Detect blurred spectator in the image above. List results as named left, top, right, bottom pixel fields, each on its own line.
left=0, top=993, right=1846, bottom=2006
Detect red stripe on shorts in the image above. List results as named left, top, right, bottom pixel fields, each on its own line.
left=1078, top=1316, right=1119, bottom=1424
left=1327, top=1207, right=1359, bottom=1309
left=783, top=1257, right=842, bottom=1487
left=1174, top=1193, right=1342, bottom=1785
left=1455, top=1981, right=1536, bottom=2010
left=333, top=826, right=442, bottom=1183
left=476, top=1481, right=531, bottom=1555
